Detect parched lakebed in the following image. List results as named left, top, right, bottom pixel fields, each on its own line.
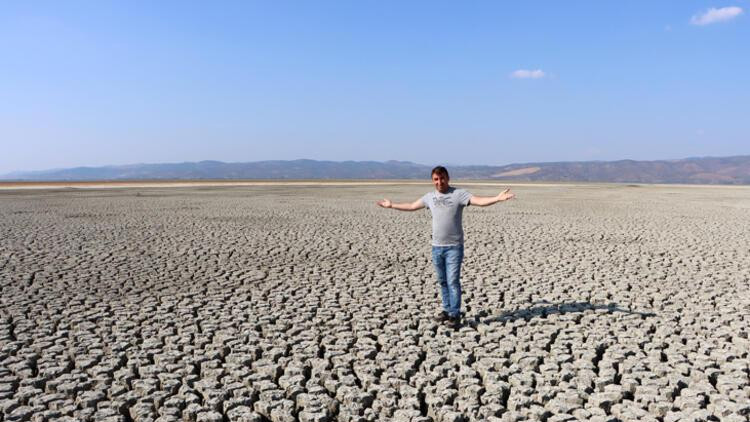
left=1, top=183, right=749, bottom=422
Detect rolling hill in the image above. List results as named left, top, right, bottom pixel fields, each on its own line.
left=3, top=156, right=750, bottom=184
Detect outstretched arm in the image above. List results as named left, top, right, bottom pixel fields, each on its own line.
left=377, top=198, right=425, bottom=211
left=469, top=188, right=515, bottom=207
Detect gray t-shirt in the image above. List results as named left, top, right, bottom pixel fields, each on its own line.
left=421, top=187, right=473, bottom=246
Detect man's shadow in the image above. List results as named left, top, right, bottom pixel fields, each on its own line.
left=478, top=300, right=656, bottom=325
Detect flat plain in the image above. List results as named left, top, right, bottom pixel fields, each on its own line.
left=1, top=183, right=749, bottom=422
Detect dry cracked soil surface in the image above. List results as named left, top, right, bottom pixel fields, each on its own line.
left=1, top=183, right=749, bottom=422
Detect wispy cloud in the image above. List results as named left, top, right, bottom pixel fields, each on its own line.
left=510, top=69, right=545, bottom=79
left=691, top=6, right=743, bottom=25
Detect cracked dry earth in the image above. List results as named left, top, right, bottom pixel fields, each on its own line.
left=1, top=183, right=749, bottom=422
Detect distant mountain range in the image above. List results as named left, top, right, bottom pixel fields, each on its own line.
left=3, top=156, right=750, bottom=184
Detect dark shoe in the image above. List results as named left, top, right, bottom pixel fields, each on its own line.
left=449, top=317, right=462, bottom=330
left=445, top=314, right=462, bottom=330
left=434, top=311, right=450, bottom=323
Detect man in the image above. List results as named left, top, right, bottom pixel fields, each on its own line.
left=377, top=166, right=515, bottom=329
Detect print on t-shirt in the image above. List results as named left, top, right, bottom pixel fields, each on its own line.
left=433, top=197, right=453, bottom=207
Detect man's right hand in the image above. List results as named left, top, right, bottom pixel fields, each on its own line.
left=377, top=199, right=392, bottom=208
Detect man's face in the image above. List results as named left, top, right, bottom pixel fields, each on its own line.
left=432, top=172, right=450, bottom=193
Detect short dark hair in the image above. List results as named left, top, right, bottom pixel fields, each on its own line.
left=431, top=166, right=449, bottom=179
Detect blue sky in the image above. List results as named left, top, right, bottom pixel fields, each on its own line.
left=1, top=1, right=748, bottom=174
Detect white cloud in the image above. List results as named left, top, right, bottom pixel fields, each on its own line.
left=510, top=69, right=545, bottom=79
left=691, top=6, right=743, bottom=25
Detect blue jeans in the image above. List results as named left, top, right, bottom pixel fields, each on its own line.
left=431, top=245, right=464, bottom=318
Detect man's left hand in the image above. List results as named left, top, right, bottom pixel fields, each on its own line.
left=497, top=189, right=515, bottom=201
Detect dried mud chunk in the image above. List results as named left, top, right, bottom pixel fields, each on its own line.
left=254, top=397, right=281, bottom=419
left=298, top=409, right=330, bottom=422
left=0, top=382, right=16, bottom=395
left=392, top=408, right=421, bottom=422
left=14, top=385, right=43, bottom=403
left=477, top=403, right=504, bottom=419
left=610, top=401, right=651, bottom=420
left=181, top=402, right=204, bottom=421
left=74, top=407, right=97, bottom=421
left=226, top=406, right=263, bottom=422
left=202, top=389, right=230, bottom=412
left=31, top=409, right=65, bottom=422
left=155, top=416, right=180, bottom=422
left=0, top=397, right=21, bottom=414
left=505, top=391, right=533, bottom=412
left=437, top=407, right=465, bottom=422
left=674, top=388, right=709, bottom=410
left=7, top=405, right=35, bottom=421
left=545, top=414, right=576, bottom=422
left=269, top=400, right=296, bottom=422
left=158, top=405, right=182, bottom=419
left=195, top=410, right=223, bottom=422
left=129, top=400, right=157, bottom=421
left=370, top=388, right=397, bottom=417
